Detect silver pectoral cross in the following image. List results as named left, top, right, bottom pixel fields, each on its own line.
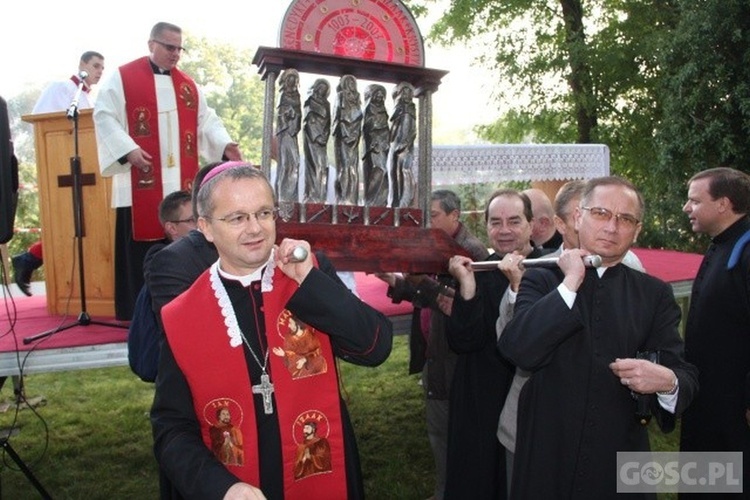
left=252, top=373, right=275, bottom=415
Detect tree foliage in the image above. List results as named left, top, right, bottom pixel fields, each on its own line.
left=407, top=0, right=727, bottom=250
left=179, top=36, right=266, bottom=164
left=6, top=89, right=43, bottom=258
left=654, top=0, right=750, bottom=252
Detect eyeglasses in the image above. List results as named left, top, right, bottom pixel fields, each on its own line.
left=151, top=39, right=185, bottom=53
left=203, top=208, right=278, bottom=227
left=581, top=206, right=640, bottom=228
left=169, top=217, right=196, bottom=225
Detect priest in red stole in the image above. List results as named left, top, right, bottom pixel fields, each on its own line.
left=151, top=163, right=392, bottom=499
left=93, top=21, right=241, bottom=320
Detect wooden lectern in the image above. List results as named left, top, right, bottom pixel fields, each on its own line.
left=22, top=109, right=116, bottom=317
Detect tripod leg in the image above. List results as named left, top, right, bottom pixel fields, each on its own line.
left=11, top=376, right=23, bottom=405
left=1, top=438, right=53, bottom=499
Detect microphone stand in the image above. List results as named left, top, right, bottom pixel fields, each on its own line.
left=65, top=75, right=86, bottom=121
left=23, top=88, right=127, bottom=344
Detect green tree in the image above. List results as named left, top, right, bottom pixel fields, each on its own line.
left=5, top=89, right=43, bottom=258
left=655, top=0, right=750, bottom=252
left=179, top=35, right=266, bottom=164
left=7, top=89, right=38, bottom=165
left=409, top=0, right=682, bottom=248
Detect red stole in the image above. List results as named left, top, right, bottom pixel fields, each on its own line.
left=70, top=75, right=89, bottom=92
left=162, top=261, right=348, bottom=498
left=119, top=56, right=199, bottom=241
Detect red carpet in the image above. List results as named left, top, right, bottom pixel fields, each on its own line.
left=0, top=294, right=129, bottom=353
left=0, top=274, right=412, bottom=355
left=0, top=252, right=702, bottom=357
left=353, top=273, right=413, bottom=316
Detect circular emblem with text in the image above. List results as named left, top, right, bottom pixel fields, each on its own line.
left=279, top=0, right=425, bottom=66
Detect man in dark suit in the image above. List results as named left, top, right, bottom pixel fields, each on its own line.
left=147, top=228, right=218, bottom=327
left=146, top=163, right=221, bottom=328
left=128, top=189, right=196, bottom=382
left=680, top=167, right=750, bottom=495
left=443, top=188, right=548, bottom=499
left=376, top=189, right=489, bottom=500
left=499, top=176, right=698, bottom=498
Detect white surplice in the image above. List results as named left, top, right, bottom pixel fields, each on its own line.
left=32, top=78, right=93, bottom=114
left=93, top=66, right=231, bottom=208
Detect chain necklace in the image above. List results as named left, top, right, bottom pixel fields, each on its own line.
left=210, top=261, right=276, bottom=414
left=237, top=330, right=269, bottom=374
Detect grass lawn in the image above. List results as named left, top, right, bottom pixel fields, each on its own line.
left=0, top=335, right=433, bottom=499
left=0, top=334, right=679, bottom=499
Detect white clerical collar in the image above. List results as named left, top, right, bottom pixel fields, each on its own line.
left=214, top=248, right=278, bottom=289
left=217, top=264, right=264, bottom=287
left=560, top=244, right=608, bottom=277
left=149, top=58, right=171, bottom=75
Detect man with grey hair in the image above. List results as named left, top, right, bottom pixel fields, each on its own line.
left=151, top=163, right=392, bottom=499
left=496, top=179, right=645, bottom=490
left=376, top=188, right=488, bottom=500
left=552, top=180, right=644, bottom=271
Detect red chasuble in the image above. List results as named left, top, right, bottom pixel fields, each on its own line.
left=119, top=57, right=199, bottom=241
left=161, top=260, right=348, bottom=499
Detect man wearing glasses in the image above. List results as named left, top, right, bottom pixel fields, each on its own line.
left=498, top=176, right=698, bottom=498
left=151, top=163, right=392, bottom=498
left=127, top=189, right=195, bottom=383
left=93, top=21, right=242, bottom=321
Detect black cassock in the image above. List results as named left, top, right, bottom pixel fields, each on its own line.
left=151, top=254, right=393, bottom=500
left=500, top=264, right=698, bottom=499
left=445, top=248, right=547, bottom=499
left=680, top=217, right=750, bottom=494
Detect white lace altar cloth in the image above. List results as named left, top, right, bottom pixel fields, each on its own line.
left=425, top=144, right=610, bottom=185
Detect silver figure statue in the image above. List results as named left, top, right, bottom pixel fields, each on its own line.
left=303, top=78, right=331, bottom=203
left=362, top=84, right=390, bottom=207
left=387, top=82, right=417, bottom=208
left=276, top=68, right=301, bottom=203
left=332, top=74, right=363, bottom=205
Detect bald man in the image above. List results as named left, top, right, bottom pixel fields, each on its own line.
left=522, top=188, right=562, bottom=249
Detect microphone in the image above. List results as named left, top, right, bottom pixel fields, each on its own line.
left=67, top=71, right=89, bottom=120
left=469, top=254, right=603, bottom=271
left=289, top=246, right=308, bottom=263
